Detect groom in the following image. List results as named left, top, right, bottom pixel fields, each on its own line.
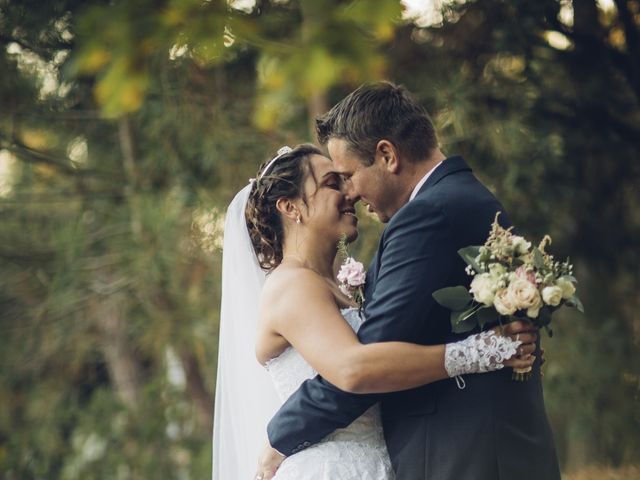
left=258, top=82, right=561, bottom=479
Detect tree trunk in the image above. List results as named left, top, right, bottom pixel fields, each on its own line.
left=180, top=350, right=214, bottom=432
left=94, top=291, right=143, bottom=410
left=307, top=92, right=327, bottom=142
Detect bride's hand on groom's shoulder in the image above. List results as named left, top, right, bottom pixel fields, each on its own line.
left=497, top=321, right=539, bottom=370
left=254, top=442, right=286, bottom=480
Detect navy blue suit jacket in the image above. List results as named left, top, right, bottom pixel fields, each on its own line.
left=267, top=157, right=560, bottom=480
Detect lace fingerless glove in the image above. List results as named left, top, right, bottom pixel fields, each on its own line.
left=444, top=330, right=521, bottom=378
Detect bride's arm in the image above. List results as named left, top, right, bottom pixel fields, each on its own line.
left=261, top=269, right=535, bottom=394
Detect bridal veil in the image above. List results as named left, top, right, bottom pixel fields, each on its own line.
left=212, top=184, right=281, bottom=480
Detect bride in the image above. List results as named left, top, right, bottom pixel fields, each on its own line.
left=212, top=144, right=537, bottom=480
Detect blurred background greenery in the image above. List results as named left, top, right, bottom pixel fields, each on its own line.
left=0, top=0, right=638, bottom=478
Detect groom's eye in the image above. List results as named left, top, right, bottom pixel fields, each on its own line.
left=340, top=174, right=353, bottom=185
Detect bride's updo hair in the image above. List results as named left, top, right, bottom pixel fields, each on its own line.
left=246, top=143, right=323, bottom=271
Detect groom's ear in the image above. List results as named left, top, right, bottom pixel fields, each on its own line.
left=375, top=140, right=400, bottom=174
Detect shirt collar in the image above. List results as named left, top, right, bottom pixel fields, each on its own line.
left=409, top=160, right=444, bottom=201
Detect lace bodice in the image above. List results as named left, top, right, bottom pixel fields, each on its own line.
left=265, top=308, right=394, bottom=480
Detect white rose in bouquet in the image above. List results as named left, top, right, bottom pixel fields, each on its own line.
left=494, top=288, right=517, bottom=316
left=508, top=278, right=543, bottom=317
left=556, top=277, right=576, bottom=299
left=542, top=285, right=563, bottom=307
left=470, top=273, right=497, bottom=306
left=527, top=299, right=544, bottom=319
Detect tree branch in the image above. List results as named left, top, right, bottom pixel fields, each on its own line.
left=0, top=33, right=72, bottom=60
left=545, top=14, right=640, bottom=101
left=534, top=100, right=640, bottom=146
left=0, top=249, right=56, bottom=263
left=1, top=137, right=95, bottom=176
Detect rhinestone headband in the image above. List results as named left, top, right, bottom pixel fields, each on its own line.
left=250, top=146, right=293, bottom=184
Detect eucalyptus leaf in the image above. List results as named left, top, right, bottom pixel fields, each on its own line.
left=566, top=295, right=584, bottom=313
left=433, top=286, right=473, bottom=311
left=477, top=307, right=498, bottom=329
left=458, top=246, right=483, bottom=272
left=450, top=308, right=478, bottom=333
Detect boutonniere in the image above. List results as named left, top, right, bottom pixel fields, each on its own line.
left=337, top=234, right=366, bottom=311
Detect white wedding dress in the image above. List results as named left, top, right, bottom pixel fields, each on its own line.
left=265, top=307, right=395, bottom=480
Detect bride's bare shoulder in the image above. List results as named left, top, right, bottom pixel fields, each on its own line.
left=261, top=265, right=331, bottom=306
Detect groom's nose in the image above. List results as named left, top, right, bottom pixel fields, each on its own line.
left=344, top=181, right=360, bottom=204
left=342, top=177, right=360, bottom=202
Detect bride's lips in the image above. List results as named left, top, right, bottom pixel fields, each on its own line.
left=340, top=208, right=358, bottom=222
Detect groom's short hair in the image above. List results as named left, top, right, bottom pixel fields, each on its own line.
left=316, top=82, right=437, bottom=165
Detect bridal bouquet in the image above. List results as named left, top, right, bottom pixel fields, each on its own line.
left=433, top=213, right=583, bottom=380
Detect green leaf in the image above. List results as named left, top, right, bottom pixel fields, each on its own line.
left=433, top=286, right=473, bottom=310
left=566, top=295, right=584, bottom=313
left=458, top=246, right=483, bottom=272
left=450, top=308, right=478, bottom=333
left=477, top=307, right=498, bottom=329
left=532, top=247, right=545, bottom=269
left=336, top=233, right=349, bottom=260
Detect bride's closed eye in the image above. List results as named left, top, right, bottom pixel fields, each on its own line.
left=322, top=173, right=343, bottom=190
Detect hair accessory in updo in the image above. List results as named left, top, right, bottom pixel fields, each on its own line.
left=255, top=146, right=293, bottom=182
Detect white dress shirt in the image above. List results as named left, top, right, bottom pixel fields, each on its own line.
left=409, top=160, right=444, bottom=201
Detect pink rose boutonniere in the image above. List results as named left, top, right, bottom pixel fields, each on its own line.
left=337, top=234, right=366, bottom=310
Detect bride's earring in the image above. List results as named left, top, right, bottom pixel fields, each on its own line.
left=296, top=214, right=301, bottom=224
